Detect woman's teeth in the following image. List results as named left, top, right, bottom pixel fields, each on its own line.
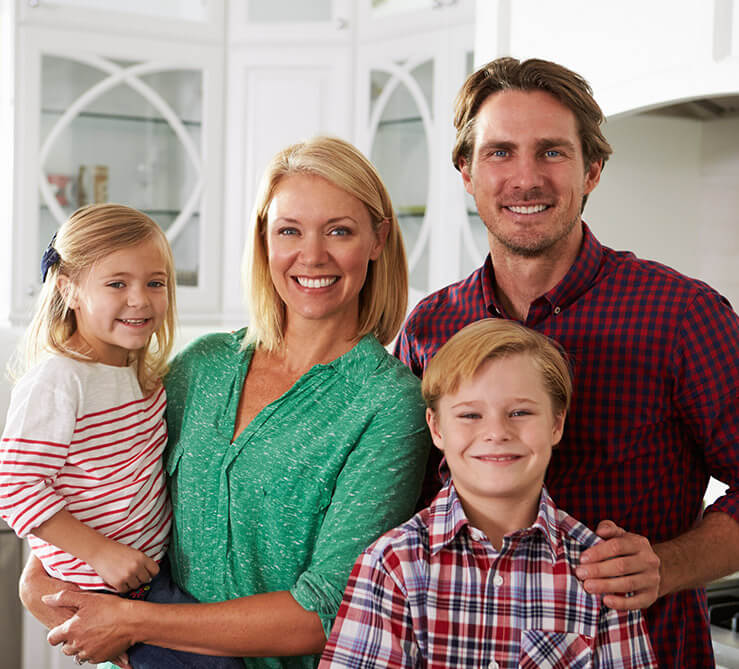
left=296, top=277, right=338, bottom=288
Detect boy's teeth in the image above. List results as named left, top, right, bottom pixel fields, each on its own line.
left=296, top=277, right=337, bottom=288
left=507, top=204, right=548, bottom=214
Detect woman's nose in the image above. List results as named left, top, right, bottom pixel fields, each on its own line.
left=300, top=233, right=329, bottom=265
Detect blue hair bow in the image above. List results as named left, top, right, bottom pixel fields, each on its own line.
left=41, top=232, right=61, bottom=283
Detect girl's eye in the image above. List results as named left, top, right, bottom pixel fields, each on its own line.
left=148, top=280, right=166, bottom=288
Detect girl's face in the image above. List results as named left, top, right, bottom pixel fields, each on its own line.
left=265, top=173, right=386, bottom=334
left=60, top=238, right=170, bottom=367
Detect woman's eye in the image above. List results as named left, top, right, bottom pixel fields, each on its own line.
left=277, top=227, right=299, bottom=236
left=329, top=227, right=351, bottom=236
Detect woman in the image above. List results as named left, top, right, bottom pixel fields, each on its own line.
left=20, top=136, right=431, bottom=668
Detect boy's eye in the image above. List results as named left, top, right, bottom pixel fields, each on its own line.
left=107, top=281, right=125, bottom=289
left=458, top=412, right=481, bottom=420
left=510, top=409, right=532, bottom=417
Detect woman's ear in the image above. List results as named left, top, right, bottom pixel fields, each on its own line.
left=370, top=218, right=391, bottom=261
left=426, top=407, right=445, bottom=452
left=56, top=275, right=78, bottom=310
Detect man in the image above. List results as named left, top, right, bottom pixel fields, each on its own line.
left=395, top=57, right=739, bottom=667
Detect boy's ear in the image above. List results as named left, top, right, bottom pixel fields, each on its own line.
left=426, top=408, right=445, bottom=452
left=56, top=275, right=79, bottom=310
left=552, top=412, right=566, bottom=447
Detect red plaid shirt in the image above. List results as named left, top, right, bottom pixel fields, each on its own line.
left=394, top=223, right=739, bottom=668
left=321, top=483, right=657, bottom=668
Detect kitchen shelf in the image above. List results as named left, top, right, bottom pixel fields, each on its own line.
left=42, top=108, right=201, bottom=128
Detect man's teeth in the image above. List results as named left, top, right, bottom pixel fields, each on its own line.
left=507, top=204, right=548, bottom=214
left=296, top=277, right=337, bottom=288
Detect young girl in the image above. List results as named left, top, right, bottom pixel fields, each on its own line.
left=1, top=204, right=241, bottom=668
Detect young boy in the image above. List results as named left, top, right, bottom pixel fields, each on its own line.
left=320, top=319, right=656, bottom=668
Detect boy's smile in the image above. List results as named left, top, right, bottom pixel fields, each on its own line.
left=426, top=352, right=565, bottom=534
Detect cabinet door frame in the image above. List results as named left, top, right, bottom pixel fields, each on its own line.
left=357, top=0, right=473, bottom=42
left=12, top=25, right=225, bottom=324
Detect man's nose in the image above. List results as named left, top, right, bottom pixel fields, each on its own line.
left=510, top=154, right=545, bottom=192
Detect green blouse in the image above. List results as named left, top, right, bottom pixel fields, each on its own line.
left=160, top=330, right=429, bottom=668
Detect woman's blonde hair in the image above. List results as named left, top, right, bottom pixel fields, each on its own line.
left=243, top=136, right=408, bottom=350
left=422, top=319, right=573, bottom=417
left=13, top=204, right=177, bottom=393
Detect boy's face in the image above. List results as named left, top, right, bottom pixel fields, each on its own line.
left=426, top=353, right=565, bottom=512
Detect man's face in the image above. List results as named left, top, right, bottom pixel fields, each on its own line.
left=460, top=89, right=602, bottom=258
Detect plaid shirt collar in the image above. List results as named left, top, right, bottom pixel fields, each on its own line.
left=427, top=481, right=562, bottom=564
left=481, top=222, right=605, bottom=319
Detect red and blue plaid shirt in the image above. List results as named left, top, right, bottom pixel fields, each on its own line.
left=394, top=223, right=739, bottom=668
left=321, top=483, right=657, bottom=668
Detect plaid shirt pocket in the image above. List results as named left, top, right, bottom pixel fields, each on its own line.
left=519, top=630, right=594, bottom=669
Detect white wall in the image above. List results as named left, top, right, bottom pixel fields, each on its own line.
left=586, top=112, right=739, bottom=310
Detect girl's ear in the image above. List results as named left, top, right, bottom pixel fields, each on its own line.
left=426, top=408, right=445, bottom=453
left=56, top=275, right=79, bottom=310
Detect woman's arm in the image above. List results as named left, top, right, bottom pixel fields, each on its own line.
left=19, top=554, right=81, bottom=629
left=45, top=589, right=325, bottom=662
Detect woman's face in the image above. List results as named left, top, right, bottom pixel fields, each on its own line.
left=265, top=173, right=386, bottom=333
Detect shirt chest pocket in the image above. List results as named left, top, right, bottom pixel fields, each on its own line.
left=519, top=630, right=594, bottom=669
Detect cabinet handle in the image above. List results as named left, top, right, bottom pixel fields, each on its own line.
left=28, top=0, right=41, bottom=7
left=335, top=16, right=349, bottom=30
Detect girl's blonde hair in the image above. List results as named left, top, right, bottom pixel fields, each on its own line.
left=243, top=136, right=408, bottom=351
left=422, top=319, right=573, bottom=417
left=13, top=204, right=177, bottom=393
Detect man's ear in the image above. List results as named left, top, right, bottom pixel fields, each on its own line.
left=583, top=159, right=602, bottom=195
left=458, top=157, right=475, bottom=196
left=56, top=275, right=78, bottom=310
left=426, top=408, right=445, bottom=452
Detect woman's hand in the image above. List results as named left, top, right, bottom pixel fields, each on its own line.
left=19, top=554, right=80, bottom=629
left=45, top=590, right=136, bottom=664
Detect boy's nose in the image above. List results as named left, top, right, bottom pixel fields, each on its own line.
left=483, top=417, right=511, bottom=442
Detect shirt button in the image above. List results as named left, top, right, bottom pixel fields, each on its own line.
left=553, top=306, right=561, bottom=314
left=493, top=574, right=504, bottom=587
left=488, top=661, right=499, bottom=669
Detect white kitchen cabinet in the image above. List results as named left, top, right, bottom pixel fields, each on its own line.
left=11, top=24, right=225, bottom=323
left=16, top=0, right=224, bottom=42
left=355, top=22, right=481, bottom=309
left=228, top=0, right=353, bottom=44
left=358, top=0, right=473, bottom=41
left=221, top=43, right=353, bottom=323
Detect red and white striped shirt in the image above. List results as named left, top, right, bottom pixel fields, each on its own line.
left=0, top=355, right=171, bottom=591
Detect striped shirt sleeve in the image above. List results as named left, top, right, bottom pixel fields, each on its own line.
left=0, top=365, right=77, bottom=537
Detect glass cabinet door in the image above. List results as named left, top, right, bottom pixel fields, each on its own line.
left=12, top=26, right=224, bottom=323
left=39, top=55, right=203, bottom=287
left=368, top=59, right=434, bottom=300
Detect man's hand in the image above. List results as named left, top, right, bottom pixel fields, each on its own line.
left=45, top=590, right=135, bottom=664
left=575, top=520, right=661, bottom=610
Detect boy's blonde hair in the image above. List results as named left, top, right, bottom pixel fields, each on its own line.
left=422, top=319, right=572, bottom=416
left=14, top=204, right=177, bottom=393
left=243, top=136, right=408, bottom=350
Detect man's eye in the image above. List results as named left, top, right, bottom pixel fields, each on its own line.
left=492, top=150, right=508, bottom=158
left=544, top=150, right=561, bottom=158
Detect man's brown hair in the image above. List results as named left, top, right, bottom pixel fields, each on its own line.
left=452, top=57, right=613, bottom=174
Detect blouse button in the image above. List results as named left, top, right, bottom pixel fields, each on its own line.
left=553, top=306, right=561, bottom=314
left=493, top=574, right=504, bottom=587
